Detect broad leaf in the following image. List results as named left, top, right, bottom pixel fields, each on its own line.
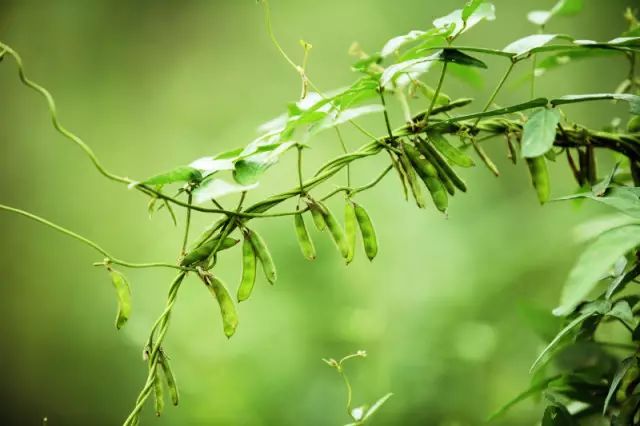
left=462, top=0, right=485, bottom=21
left=433, top=3, right=496, bottom=38
left=381, top=30, right=426, bottom=57
left=192, top=178, right=258, bottom=204
left=550, top=93, right=640, bottom=115
left=313, top=105, right=384, bottom=133
left=380, top=52, right=441, bottom=88
left=521, top=108, right=561, bottom=158
left=141, top=166, right=202, bottom=186
left=607, top=300, right=636, bottom=328
left=554, top=225, right=640, bottom=316
left=503, top=34, right=561, bottom=57
left=232, top=141, right=296, bottom=185
left=528, top=0, right=583, bottom=26
left=488, top=375, right=562, bottom=420
left=592, top=163, right=619, bottom=196
left=189, top=157, right=235, bottom=178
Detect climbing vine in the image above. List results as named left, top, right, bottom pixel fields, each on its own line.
left=2, top=0, right=640, bottom=424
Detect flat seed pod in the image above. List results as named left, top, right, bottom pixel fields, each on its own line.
left=417, top=139, right=467, bottom=192
left=526, top=156, right=550, bottom=204
left=320, top=203, right=350, bottom=259
left=109, top=269, right=131, bottom=330
left=294, top=213, right=316, bottom=260
left=344, top=201, right=358, bottom=264
left=204, top=275, right=239, bottom=338
left=353, top=202, right=378, bottom=261
left=159, top=355, right=179, bottom=406
left=307, top=201, right=327, bottom=231
left=404, top=144, right=449, bottom=212
left=398, top=152, right=427, bottom=208
left=153, top=368, right=165, bottom=417
left=181, top=236, right=239, bottom=266
left=427, top=130, right=475, bottom=167
left=246, top=229, right=277, bottom=284
left=237, top=237, right=257, bottom=302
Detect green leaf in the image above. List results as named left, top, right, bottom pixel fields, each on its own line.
left=488, top=375, right=562, bottom=421
left=553, top=225, right=640, bottom=316
left=521, top=108, right=561, bottom=158
left=553, top=187, right=640, bottom=218
left=592, top=163, right=620, bottom=196
left=462, top=0, right=485, bottom=21
left=528, top=0, right=583, bottom=26
left=533, top=301, right=609, bottom=371
left=503, top=34, right=561, bottom=57
left=232, top=141, right=296, bottom=185
left=607, top=300, right=636, bottom=328
left=433, top=3, right=496, bottom=38
left=362, top=393, right=393, bottom=422
left=189, top=157, right=235, bottom=178
left=109, top=269, right=132, bottom=330
left=550, top=93, right=640, bottom=115
left=542, top=404, right=577, bottom=426
left=313, top=105, right=384, bottom=133
left=141, top=166, right=202, bottom=186
left=440, top=48, right=487, bottom=68
left=192, top=178, right=258, bottom=204
left=381, top=30, right=427, bottom=57
left=380, top=52, right=440, bottom=88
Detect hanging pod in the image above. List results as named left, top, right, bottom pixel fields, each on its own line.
left=317, top=201, right=350, bottom=259
left=398, top=151, right=427, bottom=209
left=180, top=236, right=239, bottom=266
left=352, top=202, right=378, bottom=261
left=526, top=155, right=550, bottom=204
left=108, top=269, right=131, bottom=330
left=306, top=200, right=327, bottom=231
left=417, top=138, right=467, bottom=192
left=237, top=237, right=257, bottom=302
left=245, top=228, right=277, bottom=284
left=344, top=200, right=358, bottom=264
left=426, top=130, right=475, bottom=168
left=294, top=212, right=316, bottom=260
left=153, top=368, right=165, bottom=417
left=203, top=274, right=239, bottom=338
left=159, top=353, right=179, bottom=406
left=403, top=144, right=449, bottom=213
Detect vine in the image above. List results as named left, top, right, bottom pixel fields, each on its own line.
left=2, top=0, right=640, bottom=424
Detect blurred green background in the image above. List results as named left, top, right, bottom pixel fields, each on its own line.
left=0, top=1, right=636, bottom=425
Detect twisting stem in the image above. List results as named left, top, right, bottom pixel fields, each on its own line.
left=0, top=203, right=183, bottom=270
left=335, top=128, right=351, bottom=186
left=181, top=192, right=193, bottom=254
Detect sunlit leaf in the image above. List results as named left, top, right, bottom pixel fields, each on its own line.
left=553, top=225, right=640, bottom=316
left=528, top=0, right=583, bottom=26
left=462, top=0, right=485, bottom=21
left=554, top=187, right=640, bottom=218
left=380, top=52, right=441, bottom=88
left=362, top=393, right=393, bottom=421
left=141, top=166, right=202, bottom=186
left=607, top=300, right=636, bottom=328
left=313, top=105, right=384, bottom=133
left=189, top=157, right=235, bottom=178
left=521, top=108, right=561, bottom=158
left=192, top=178, right=258, bottom=204
left=233, top=141, right=296, bottom=185
left=433, top=3, right=496, bottom=38
left=503, top=34, right=561, bottom=56
left=381, top=30, right=426, bottom=57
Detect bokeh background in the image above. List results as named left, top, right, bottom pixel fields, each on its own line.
left=0, top=1, right=636, bottom=425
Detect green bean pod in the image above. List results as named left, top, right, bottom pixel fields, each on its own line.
left=417, top=138, right=467, bottom=192
left=353, top=202, right=378, bottom=260
left=398, top=152, right=426, bottom=208
left=153, top=369, right=165, bottom=416
left=109, top=269, right=131, bottom=330
left=246, top=229, right=277, bottom=284
left=344, top=200, right=358, bottom=264
left=237, top=237, right=257, bottom=302
left=294, top=212, right=316, bottom=261
left=307, top=201, right=327, bottom=231
left=204, top=275, right=239, bottom=338
left=181, top=236, right=239, bottom=266
left=526, top=156, right=550, bottom=204
left=159, top=355, right=179, bottom=406
left=404, top=144, right=449, bottom=213
left=427, top=130, right=475, bottom=168
left=319, top=202, right=350, bottom=259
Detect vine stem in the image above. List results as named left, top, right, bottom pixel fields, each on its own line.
left=423, top=61, right=448, bottom=127
left=181, top=192, right=193, bottom=254
left=0, top=203, right=183, bottom=270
